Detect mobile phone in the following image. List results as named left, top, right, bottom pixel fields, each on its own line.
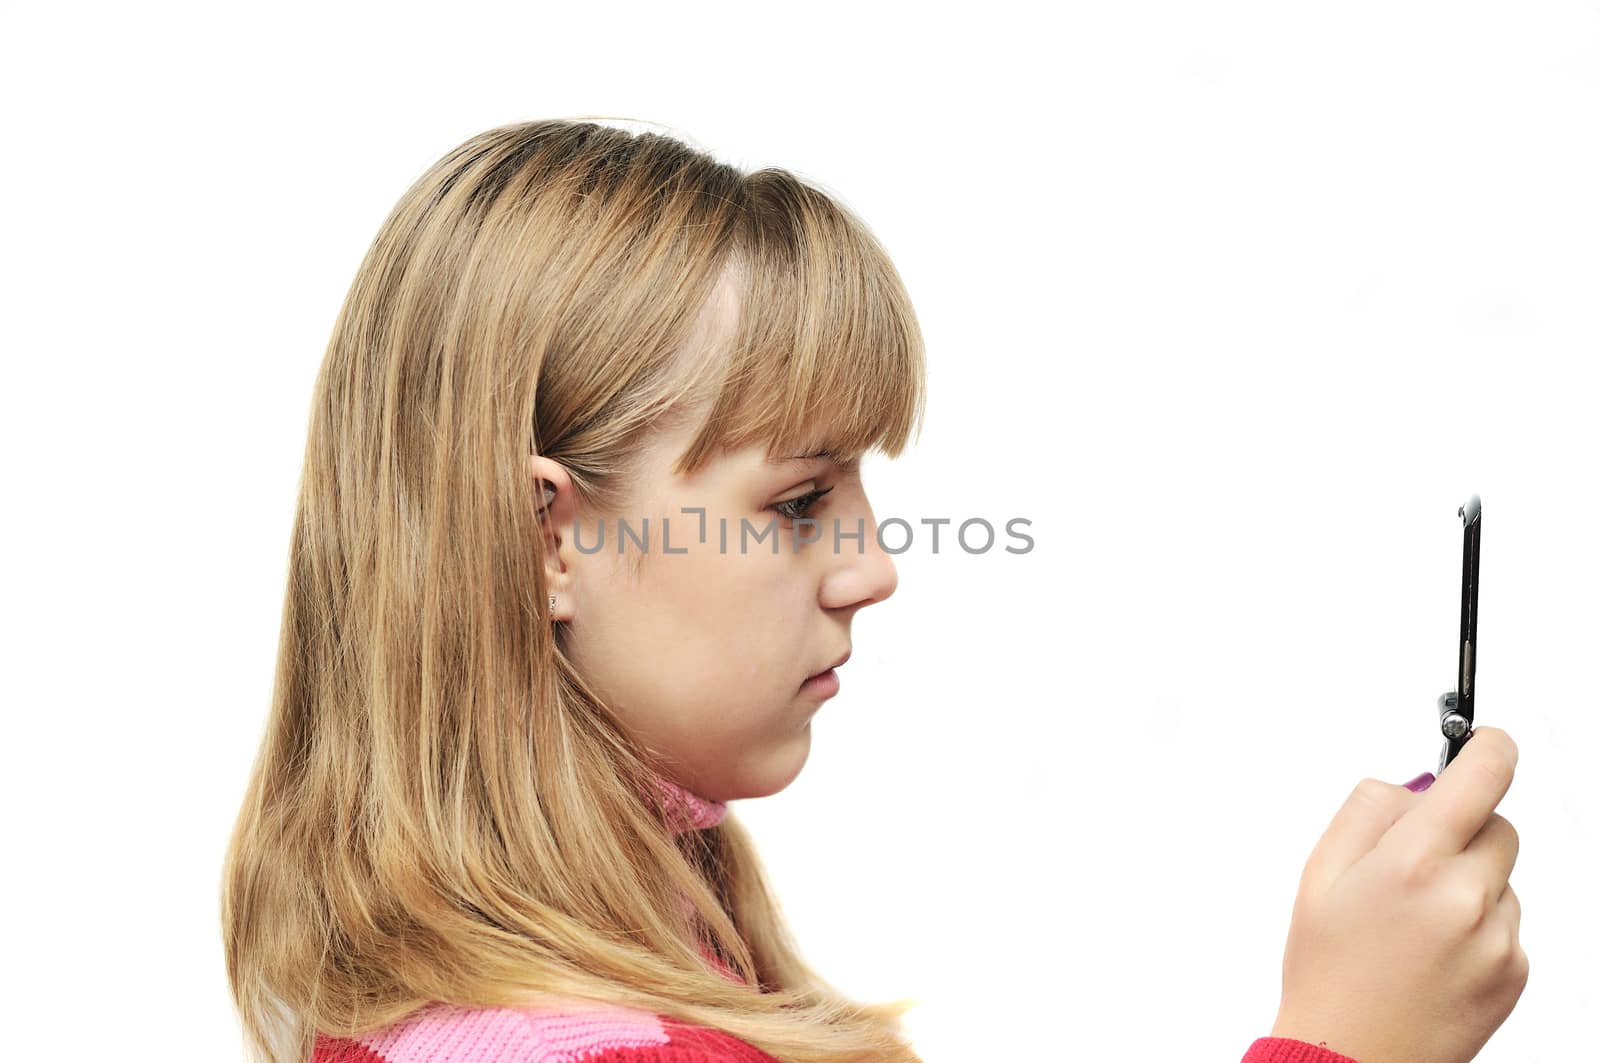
left=1436, top=494, right=1482, bottom=775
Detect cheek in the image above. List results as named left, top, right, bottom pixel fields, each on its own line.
left=577, top=525, right=817, bottom=710
left=660, top=549, right=810, bottom=682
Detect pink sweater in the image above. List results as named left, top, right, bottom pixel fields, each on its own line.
left=308, top=775, right=1360, bottom=1063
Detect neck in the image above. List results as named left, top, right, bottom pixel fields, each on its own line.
left=646, top=768, right=728, bottom=832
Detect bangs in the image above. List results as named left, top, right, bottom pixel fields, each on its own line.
left=669, top=168, right=927, bottom=476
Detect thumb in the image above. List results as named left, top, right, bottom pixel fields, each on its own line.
left=1297, top=772, right=1432, bottom=897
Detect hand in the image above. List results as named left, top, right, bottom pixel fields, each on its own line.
left=1271, top=726, right=1528, bottom=1063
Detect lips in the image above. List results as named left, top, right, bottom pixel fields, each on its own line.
left=806, top=649, right=851, bottom=682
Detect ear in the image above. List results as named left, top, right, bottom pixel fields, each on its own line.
left=528, top=452, right=578, bottom=623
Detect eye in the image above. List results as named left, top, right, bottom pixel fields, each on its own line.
left=771, top=485, right=834, bottom=520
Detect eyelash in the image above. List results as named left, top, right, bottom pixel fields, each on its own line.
left=772, top=485, right=834, bottom=520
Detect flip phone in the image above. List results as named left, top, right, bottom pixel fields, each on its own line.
left=1436, top=494, right=1482, bottom=775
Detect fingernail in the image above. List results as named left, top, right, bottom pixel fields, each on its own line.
left=1403, top=772, right=1436, bottom=792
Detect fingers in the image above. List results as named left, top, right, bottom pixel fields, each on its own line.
left=1387, top=726, right=1518, bottom=861
left=1500, top=881, right=1522, bottom=935
left=1492, top=883, right=1529, bottom=997
left=1461, top=811, right=1520, bottom=891
left=1300, top=776, right=1416, bottom=897
left=1428, top=812, right=1520, bottom=937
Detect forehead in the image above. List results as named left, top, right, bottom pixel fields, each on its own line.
left=661, top=246, right=924, bottom=481
left=640, top=278, right=873, bottom=485
left=648, top=426, right=854, bottom=492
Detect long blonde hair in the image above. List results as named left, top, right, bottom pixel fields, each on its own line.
left=220, top=118, right=928, bottom=1063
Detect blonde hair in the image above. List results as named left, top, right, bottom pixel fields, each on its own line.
left=220, top=118, right=928, bottom=1063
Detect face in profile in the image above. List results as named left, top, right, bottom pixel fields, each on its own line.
left=530, top=282, right=900, bottom=803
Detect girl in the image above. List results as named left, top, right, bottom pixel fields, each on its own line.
left=221, top=119, right=1527, bottom=1063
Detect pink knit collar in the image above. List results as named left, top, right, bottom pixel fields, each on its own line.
left=646, top=768, right=728, bottom=832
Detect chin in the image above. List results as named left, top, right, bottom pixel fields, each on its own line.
left=731, top=728, right=813, bottom=800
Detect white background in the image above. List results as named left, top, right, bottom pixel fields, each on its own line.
left=4, top=2, right=1595, bottom=1060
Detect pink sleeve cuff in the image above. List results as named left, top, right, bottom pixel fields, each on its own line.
left=1242, top=1035, right=1362, bottom=1063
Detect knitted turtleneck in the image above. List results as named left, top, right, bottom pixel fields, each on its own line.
left=646, top=766, right=729, bottom=833
left=308, top=771, right=1362, bottom=1063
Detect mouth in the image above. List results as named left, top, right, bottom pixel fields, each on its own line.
left=801, top=649, right=851, bottom=690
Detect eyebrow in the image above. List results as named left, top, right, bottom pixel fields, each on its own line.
left=765, top=447, right=834, bottom=465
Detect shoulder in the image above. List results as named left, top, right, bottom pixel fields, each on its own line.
left=312, top=998, right=781, bottom=1063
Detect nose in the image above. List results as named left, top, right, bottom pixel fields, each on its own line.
left=819, top=512, right=899, bottom=612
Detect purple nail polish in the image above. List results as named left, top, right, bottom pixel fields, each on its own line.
left=1404, top=772, right=1436, bottom=792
